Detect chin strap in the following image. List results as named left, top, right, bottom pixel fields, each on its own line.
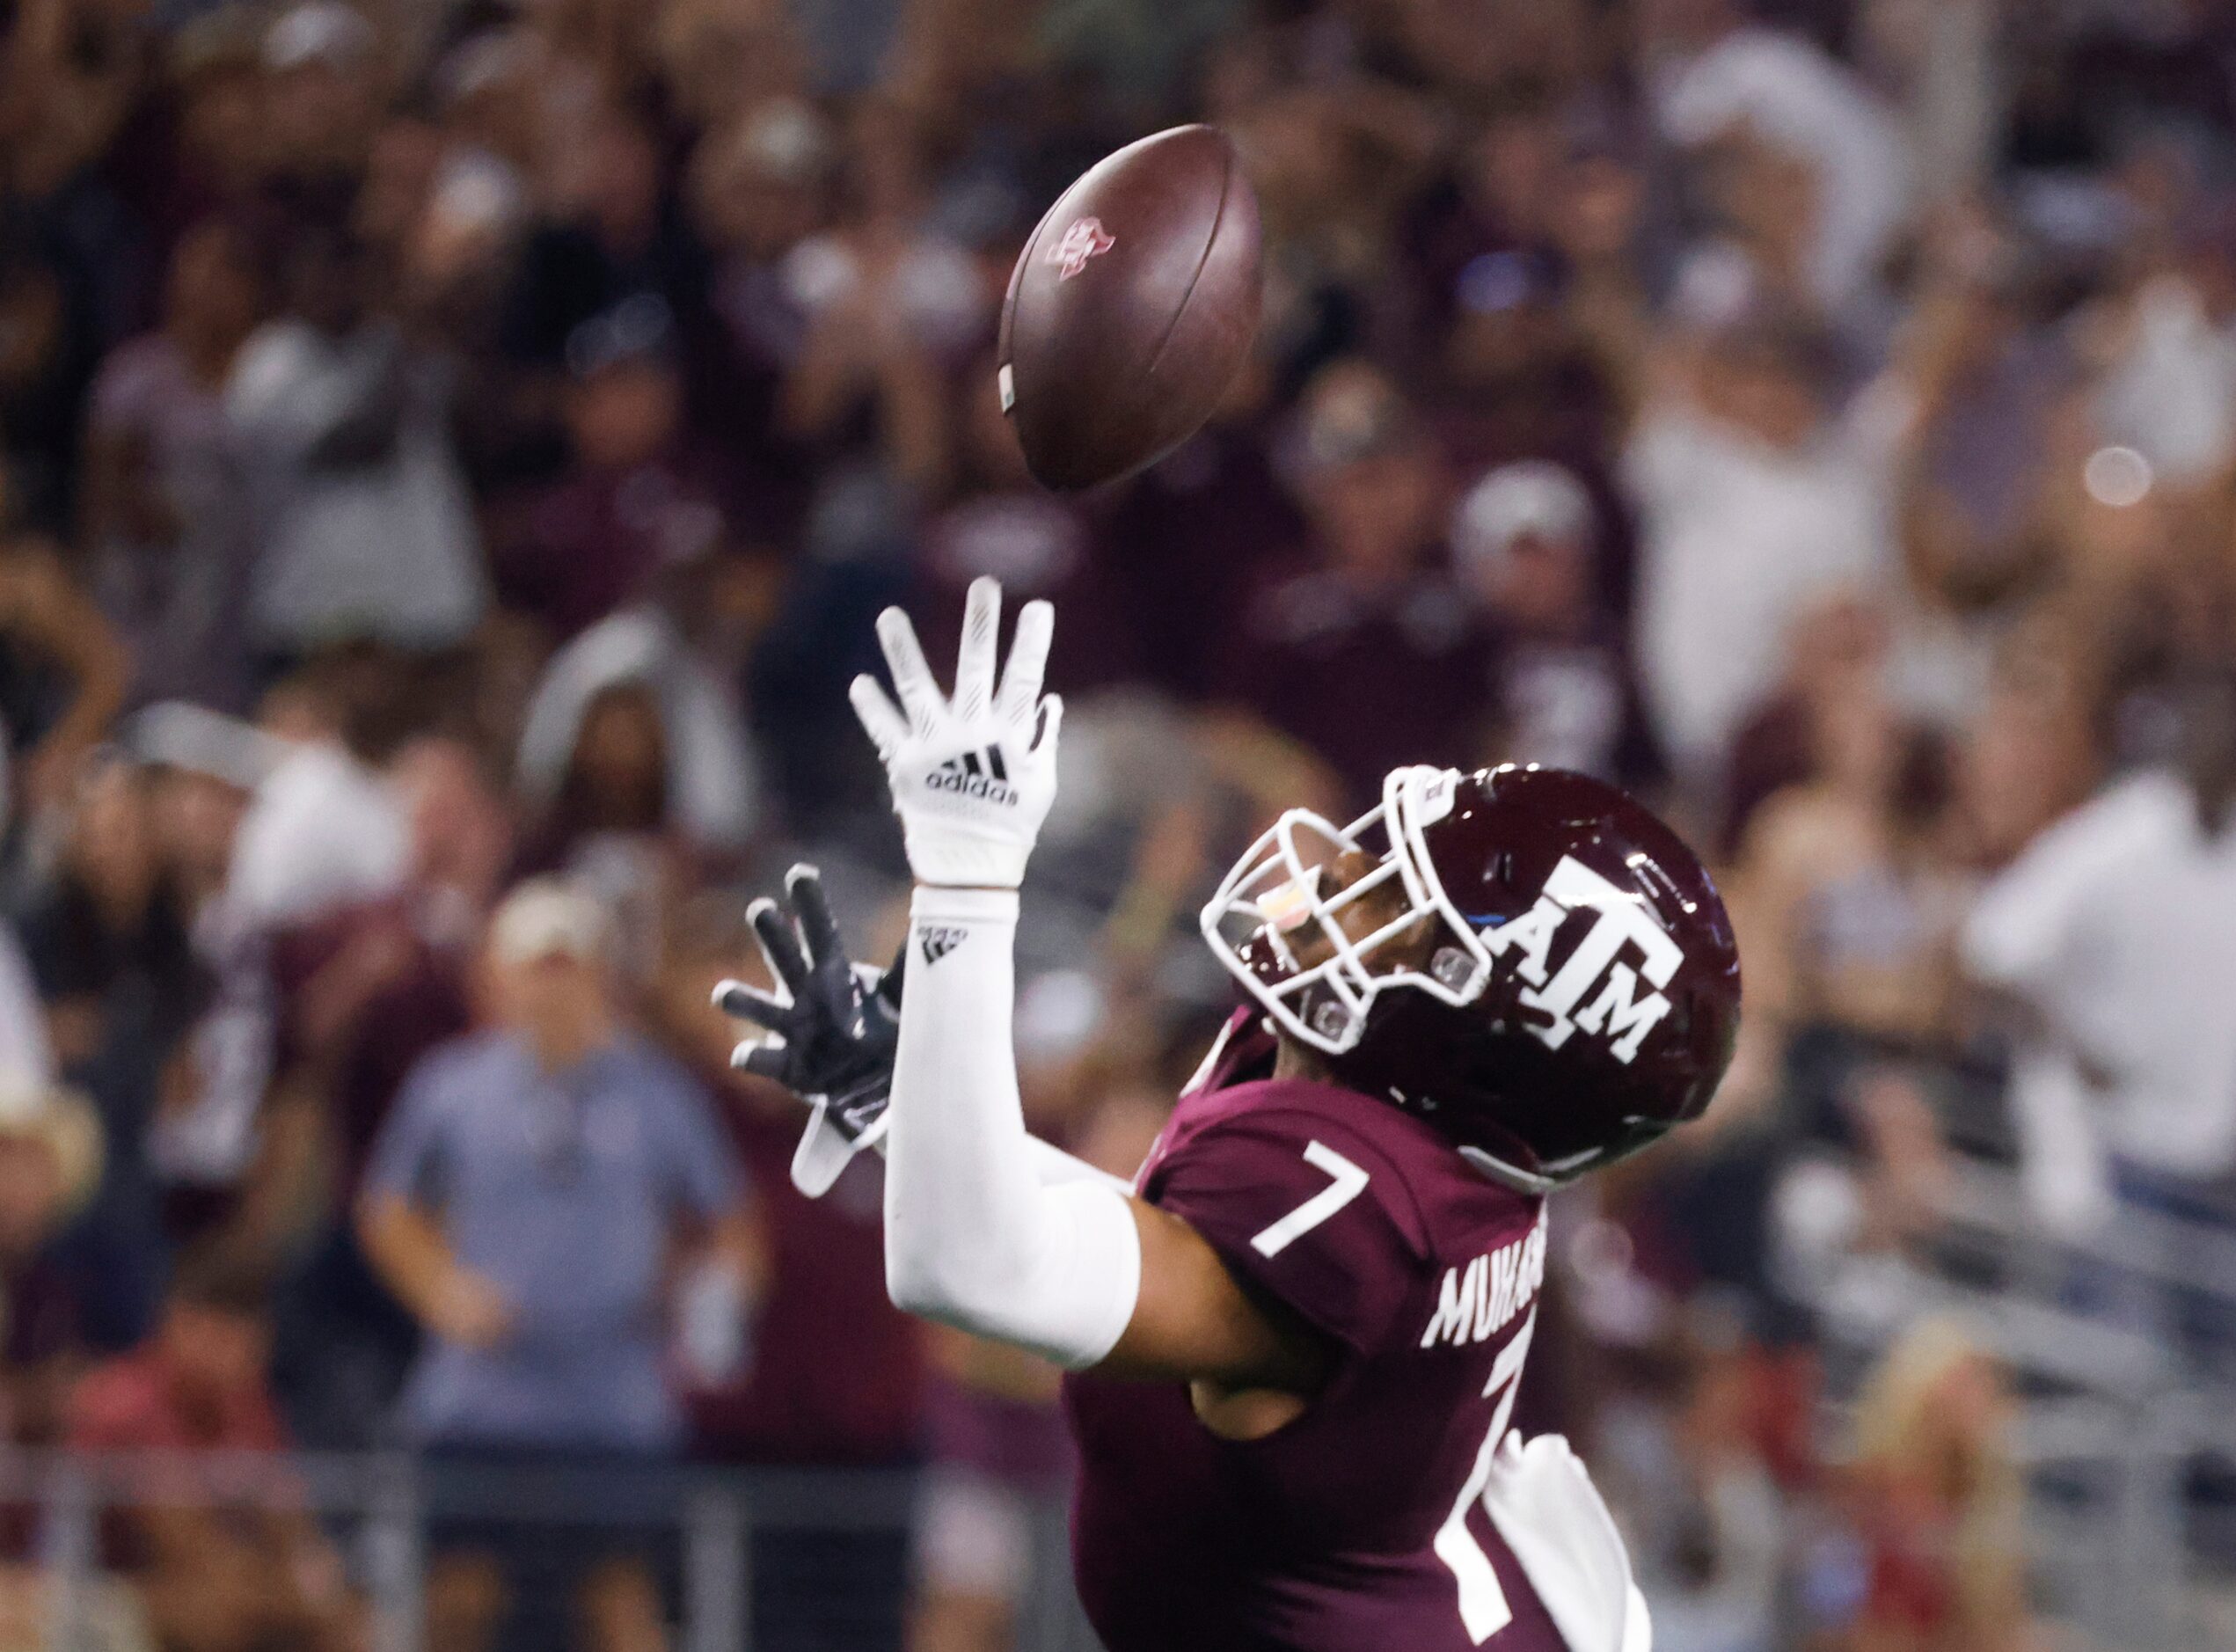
left=1458, top=1144, right=1567, bottom=1196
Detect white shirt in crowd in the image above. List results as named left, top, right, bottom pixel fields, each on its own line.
left=226, top=319, right=486, bottom=653
left=1652, top=25, right=1911, bottom=318
left=0, top=923, right=54, bottom=1088
left=1965, top=770, right=2236, bottom=1192
left=1624, top=386, right=1906, bottom=787
left=227, top=738, right=412, bottom=932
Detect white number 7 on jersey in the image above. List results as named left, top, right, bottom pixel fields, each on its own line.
left=1436, top=1306, right=1538, bottom=1643
left=1248, top=1142, right=1369, bottom=1257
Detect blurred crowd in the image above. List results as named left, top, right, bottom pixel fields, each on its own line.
left=3, top=0, right=2236, bottom=1647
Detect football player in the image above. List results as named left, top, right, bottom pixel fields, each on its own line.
left=720, top=578, right=1740, bottom=1651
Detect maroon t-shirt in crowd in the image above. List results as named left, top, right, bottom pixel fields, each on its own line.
left=688, top=1094, right=924, bottom=1466
left=914, top=486, right=1147, bottom=698
left=488, top=447, right=739, bottom=641
left=1222, top=568, right=1498, bottom=809
left=1063, top=1018, right=1565, bottom=1652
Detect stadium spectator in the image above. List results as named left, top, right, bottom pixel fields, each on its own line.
left=265, top=737, right=502, bottom=1450
left=0, top=513, right=131, bottom=825
left=501, top=106, right=708, bottom=377
left=1730, top=596, right=1967, bottom=1053
left=1220, top=359, right=1494, bottom=808
left=1604, top=1311, right=1786, bottom=1652
left=19, top=755, right=199, bottom=1348
left=1965, top=662, right=2236, bottom=1247
left=489, top=296, right=743, bottom=642
left=513, top=538, right=778, bottom=866
left=1451, top=458, right=1661, bottom=788
left=1642, top=0, right=1912, bottom=324
left=1615, top=311, right=1904, bottom=799
left=686, top=96, right=832, bottom=468
left=1091, top=350, right=1308, bottom=705
left=258, top=3, right=384, bottom=227
left=224, top=228, right=484, bottom=664
left=359, top=877, right=754, bottom=1652
left=81, top=219, right=266, bottom=713
left=66, top=1249, right=358, bottom=1652
left=1838, top=1318, right=2032, bottom=1652
left=0, top=228, right=101, bottom=542
left=911, top=352, right=1142, bottom=698
left=778, top=97, right=976, bottom=500
left=0, top=1071, right=101, bottom=1445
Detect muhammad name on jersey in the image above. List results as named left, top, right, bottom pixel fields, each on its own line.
left=1480, top=855, right=1684, bottom=1064
left=926, top=746, right=1017, bottom=805
left=1420, top=1210, right=1547, bottom=1349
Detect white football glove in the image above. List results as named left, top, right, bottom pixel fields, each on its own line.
left=849, top=578, right=1062, bottom=890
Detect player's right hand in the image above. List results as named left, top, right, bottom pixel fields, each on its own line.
left=849, top=577, right=1062, bottom=890
left=716, top=864, right=903, bottom=1197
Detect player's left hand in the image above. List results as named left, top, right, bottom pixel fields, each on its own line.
left=850, top=577, right=1062, bottom=890
left=716, top=864, right=904, bottom=1197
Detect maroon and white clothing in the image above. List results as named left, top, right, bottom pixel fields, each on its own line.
left=1064, top=1020, right=1567, bottom=1651
left=85, top=335, right=254, bottom=708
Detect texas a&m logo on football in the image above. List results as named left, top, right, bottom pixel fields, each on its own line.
left=1048, top=216, right=1116, bottom=280
left=1481, top=856, right=1683, bottom=1064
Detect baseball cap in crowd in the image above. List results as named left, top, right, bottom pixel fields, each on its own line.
left=1453, top=460, right=1596, bottom=581
left=565, top=293, right=679, bottom=380
left=1293, top=362, right=1420, bottom=473
left=732, top=96, right=836, bottom=187
left=0, top=1071, right=104, bottom=1222
left=264, top=2, right=376, bottom=73
left=123, top=702, right=284, bottom=792
left=490, top=879, right=614, bottom=967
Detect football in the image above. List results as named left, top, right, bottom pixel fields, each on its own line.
left=997, top=124, right=1263, bottom=492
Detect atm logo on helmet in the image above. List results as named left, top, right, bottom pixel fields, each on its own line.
left=1480, top=857, right=1683, bottom=1064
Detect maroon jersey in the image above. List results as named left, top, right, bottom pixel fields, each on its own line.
left=1063, top=1018, right=1567, bottom=1651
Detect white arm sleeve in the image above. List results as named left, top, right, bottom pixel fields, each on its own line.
left=883, top=887, right=1143, bottom=1368
left=1025, top=1136, right=1135, bottom=1194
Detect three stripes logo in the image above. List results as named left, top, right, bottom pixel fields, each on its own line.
left=924, top=746, right=1018, bottom=806
left=920, top=926, right=968, bottom=966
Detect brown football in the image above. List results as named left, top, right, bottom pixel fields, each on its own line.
left=997, top=124, right=1263, bottom=492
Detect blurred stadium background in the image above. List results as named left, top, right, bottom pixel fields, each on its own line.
left=0, top=0, right=2233, bottom=1647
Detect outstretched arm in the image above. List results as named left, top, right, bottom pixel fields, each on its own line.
left=842, top=580, right=1326, bottom=1391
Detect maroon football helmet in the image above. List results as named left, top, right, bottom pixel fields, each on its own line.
left=1200, top=764, right=1741, bottom=1189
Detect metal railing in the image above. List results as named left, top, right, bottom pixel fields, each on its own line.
left=0, top=1449, right=1095, bottom=1652
left=1806, top=1156, right=2236, bottom=1650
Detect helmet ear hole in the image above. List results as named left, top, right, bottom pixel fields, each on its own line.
left=1310, top=999, right=1353, bottom=1043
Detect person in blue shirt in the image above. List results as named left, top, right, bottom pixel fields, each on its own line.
left=361, top=876, right=756, bottom=1652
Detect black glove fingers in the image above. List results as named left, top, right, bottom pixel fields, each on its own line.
left=714, top=978, right=792, bottom=1034
left=784, top=864, right=846, bottom=973
left=737, top=1042, right=794, bottom=1082
left=747, top=895, right=812, bottom=997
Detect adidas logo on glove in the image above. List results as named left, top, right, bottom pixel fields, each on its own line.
left=924, top=747, right=1018, bottom=806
